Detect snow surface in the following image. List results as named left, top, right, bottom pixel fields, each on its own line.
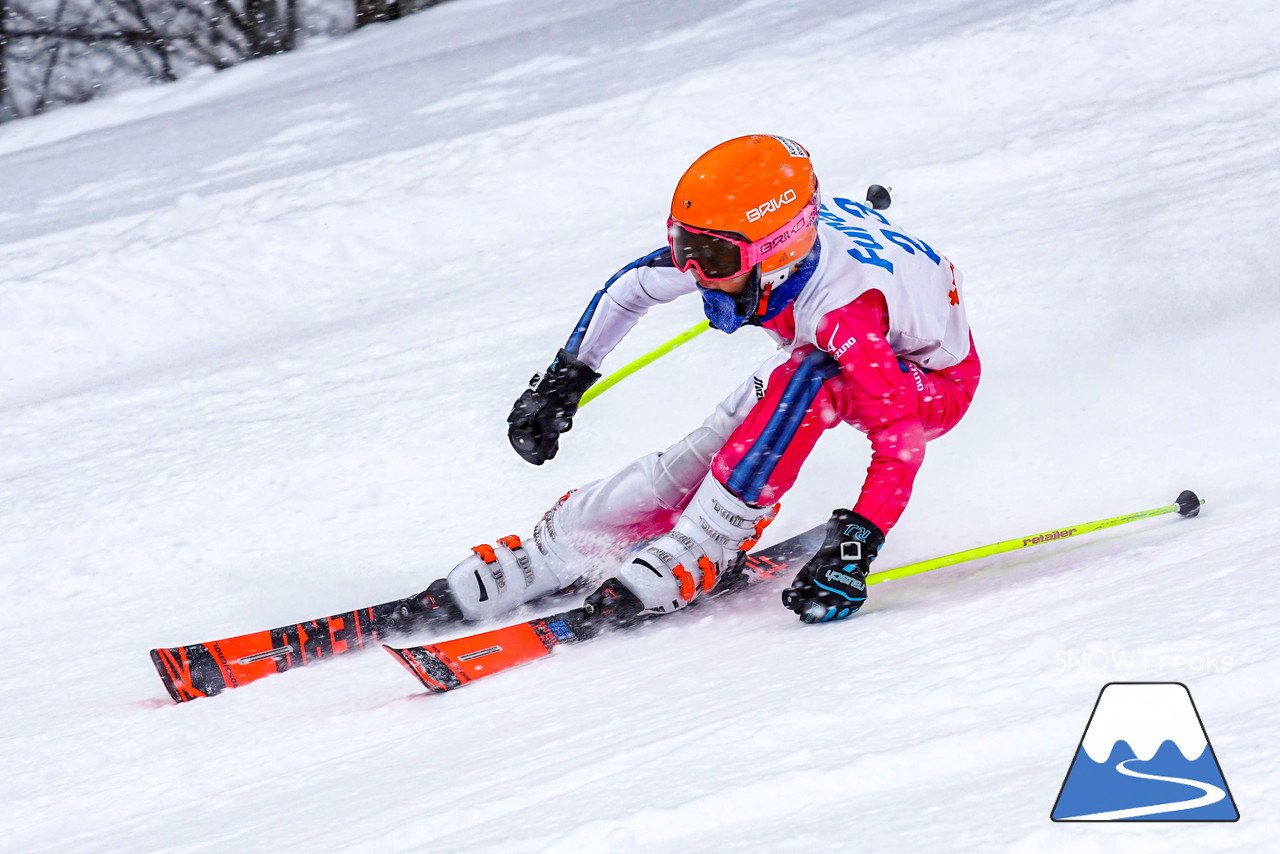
left=2, top=0, right=1278, bottom=850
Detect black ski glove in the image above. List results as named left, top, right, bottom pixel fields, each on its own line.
left=507, top=349, right=600, bottom=465
left=782, top=509, right=885, bottom=623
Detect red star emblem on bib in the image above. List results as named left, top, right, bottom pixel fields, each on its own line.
left=948, top=287, right=959, bottom=306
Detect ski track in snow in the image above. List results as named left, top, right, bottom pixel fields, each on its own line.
left=2, top=0, right=1279, bottom=851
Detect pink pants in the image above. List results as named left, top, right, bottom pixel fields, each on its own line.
left=552, top=340, right=979, bottom=572
left=712, top=339, right=981, bottom=531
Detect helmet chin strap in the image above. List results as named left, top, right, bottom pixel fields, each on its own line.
left=761, top=260, right=800, bottom=290
left=745, top=260, right=800, bottom=321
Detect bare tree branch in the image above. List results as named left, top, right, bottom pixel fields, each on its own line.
left=115, top=0, right=177, bottom=81
left=8, top=26, right=169, bottom=48
left=32, top=0, right=70, bottom=114
left=0, top=0, right=11, bottom=121
left=1, top=1, right=455, bottom=122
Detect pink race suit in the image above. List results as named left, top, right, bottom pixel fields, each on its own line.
left=715, top=289, right=980, bottom=532
left=546, top=197, right=980, bottom=570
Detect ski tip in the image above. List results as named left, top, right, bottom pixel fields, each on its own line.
left=384, top=644, right=461, bottom=693
left=1175, top=490, right=1203, bottom=518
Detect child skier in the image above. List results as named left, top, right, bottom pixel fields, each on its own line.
left=436, top=135, right=979, bottom=625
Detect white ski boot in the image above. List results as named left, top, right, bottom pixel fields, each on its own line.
left=616, top=475, right=776, bottom=615
left=443, top=492, right=593, bottom=621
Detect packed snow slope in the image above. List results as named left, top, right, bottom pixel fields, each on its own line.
left=2, top=0, right=1278, bottom=850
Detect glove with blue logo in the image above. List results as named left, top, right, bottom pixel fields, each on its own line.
left=782, top=509, right=885, bottom=623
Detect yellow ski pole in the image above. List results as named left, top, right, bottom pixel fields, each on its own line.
left=868, top=491, right=1204, bottom=586
left=573, top=325, right=1204, bottom=588
left=579, top=320, right=711, bottom=407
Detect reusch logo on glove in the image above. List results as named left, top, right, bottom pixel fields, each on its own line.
left=822, top=568, right=866, bottom=591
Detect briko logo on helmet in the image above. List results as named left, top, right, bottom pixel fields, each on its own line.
left=745, top=188, right=798, bottom=223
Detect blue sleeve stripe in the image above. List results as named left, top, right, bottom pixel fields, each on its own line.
left=726, top=349, right=840, bottom=503
left=564, top=247, right=670, bottom=358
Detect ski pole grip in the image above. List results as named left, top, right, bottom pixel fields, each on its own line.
left=866, top=184, right=892, bottom=211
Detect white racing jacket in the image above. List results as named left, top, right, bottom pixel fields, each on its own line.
left=571, top=194, right=970, bottom=372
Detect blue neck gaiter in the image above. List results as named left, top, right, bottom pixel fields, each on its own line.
left=699, top=238, right=821, bottom=332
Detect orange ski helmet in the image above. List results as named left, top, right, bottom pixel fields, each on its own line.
left=669, top=134, right=819, bottom=279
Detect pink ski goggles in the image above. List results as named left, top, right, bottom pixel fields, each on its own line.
left=668, top=195, right=820, bottom=282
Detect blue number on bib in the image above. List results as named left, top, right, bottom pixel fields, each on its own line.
left=881, top=230, right=941, bottom=265
left=842, top=225, right=894, bottom=272
left=820, top=203, right=894, bottom=272
left=834, top=197, right=890, bottom=225
left=823, top=198, right=943, bottom=273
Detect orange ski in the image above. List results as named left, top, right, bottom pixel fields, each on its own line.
left=386, top=523, right=826, bottom=694
left=150, top=582, right=457, bottom=703
left=386, top=608, right=590, bottom=693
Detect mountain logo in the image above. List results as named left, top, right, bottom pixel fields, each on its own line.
left=1051, top=682, right=1239, bottom=821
